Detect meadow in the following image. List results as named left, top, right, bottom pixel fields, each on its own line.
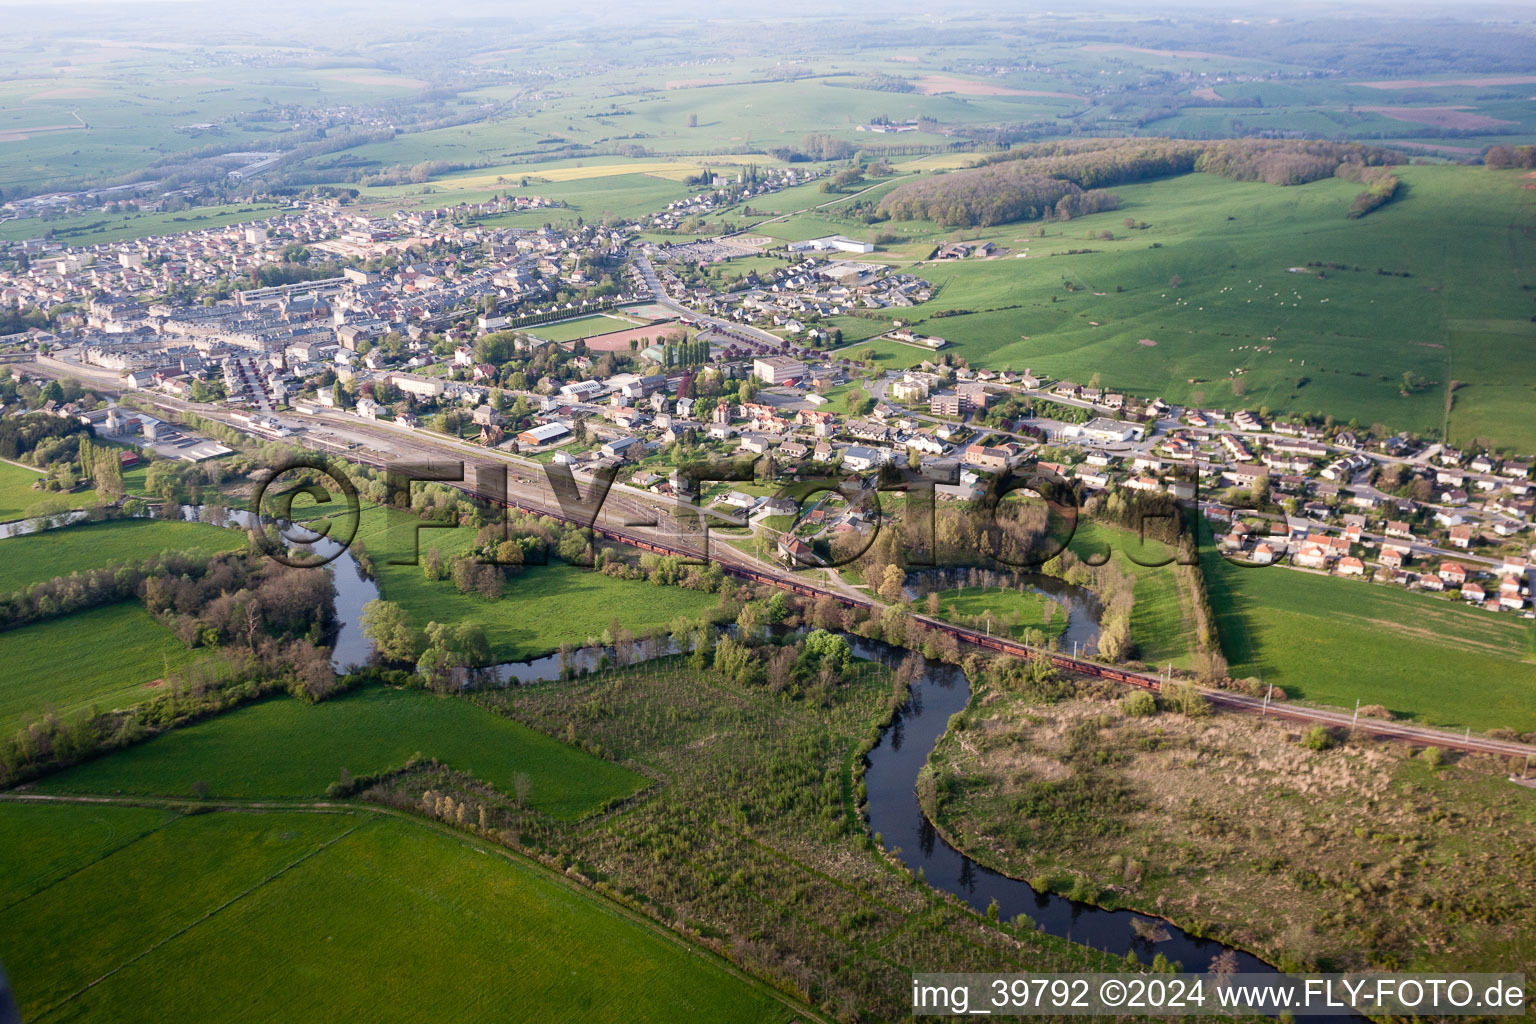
left=1200, top=530, right=1536, bottom=732
left=0, top=203, right=286, bottom=246
left=845, top=165, right=1536, bottom=450
left=33, top=684, right=645, bottom=819
left=1065, top=520, right=1194, bottom=669
left=0, top=805, right=795, bottom=1024
left=0, top=460, right=98, bottom=521
left=352, top=506, right=720, bottom=661
left=929, top=585, right=1068, bottom=641
left=0, top=601, right=206, bottom=734
left=0, top=517, right=247, bottom=594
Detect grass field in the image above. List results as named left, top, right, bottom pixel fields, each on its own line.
left=1201, top=528, right=1536, bottom=731
left=0, top=460, right=105, bottom=521
left=0, top=517, right=247, bottom=594
left=353, top=506, right=719, bottom=661
left=0, top=805, right=794, bottom=1023
left=861, top=165, right=1536, bottom=450
left=0, top=601, right=206, bottom=734
left=525, top=312, right=636, bottom=343
left=1065, top=521, right=1195, bottom=668
left=930, top=585, right=1069, bottom=641
left=33, top=684, right=645, bottom=818
left=0, top=203, right=285, bottom=246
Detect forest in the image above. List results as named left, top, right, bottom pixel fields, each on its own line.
left=877, top=163, right=1119, bottom=228
left=880, top=138, right=1408, bottom=227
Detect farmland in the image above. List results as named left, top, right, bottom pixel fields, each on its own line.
left=0, top=804, right=795, bottom=1024
left=33, top=684, right=645, bottom=819
left=0, top=601, right=206, bottom=733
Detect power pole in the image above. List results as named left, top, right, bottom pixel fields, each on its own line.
left=1352, top=699, right=1360, bottom=730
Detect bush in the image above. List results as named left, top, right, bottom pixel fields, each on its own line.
left=1302, top=726, right=1335, bottom=751
left=1121, top=691, right=1157, bottom=717
left=1162, top=682, right=1211, bottom=718
left=1421, top=745, right=1445, bottom=767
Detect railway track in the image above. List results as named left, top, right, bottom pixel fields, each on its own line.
left=324, top=446, right=1536, bottom=765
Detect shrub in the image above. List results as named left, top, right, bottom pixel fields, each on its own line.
left=1121, top=691, right=1157, bottom=717
left=1302, top=726, right=1335, bottom=751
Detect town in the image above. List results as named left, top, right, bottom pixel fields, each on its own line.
left=2, top=182, right=1532, bottom=623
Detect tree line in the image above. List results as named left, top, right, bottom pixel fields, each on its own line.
left=880, top=137, right=1406, bottom=227
left=878, top=162, right=1120, bottom=228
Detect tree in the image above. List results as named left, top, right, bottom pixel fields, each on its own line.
left=878, top=563, right=907, bottom=604
left=360, top=599, right=421, bottom=663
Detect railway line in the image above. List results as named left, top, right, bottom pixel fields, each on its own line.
left=324, top=446, right=1536, bottom=766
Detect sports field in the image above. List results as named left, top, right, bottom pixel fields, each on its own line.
left=33, top=684, right=645, bottom=818
left=0, top=804, right=795, bottom=1024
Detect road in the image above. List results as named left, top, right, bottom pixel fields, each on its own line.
left=632, top=254, right=787, bottom=351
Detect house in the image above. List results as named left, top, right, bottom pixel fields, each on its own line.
left=1499, top=556, right=1531, bottom=579
left=472, top=405, right=502, bottom=427
left=1462, top=581, right=1486, bottom=603
left=1294, top=544, right=1329, bottom=569
left=963, top=445, right=1011, bottom=472
left=842, top=445, right=889, bottom=472
left=1449, top=525, right=1473, bottom=549
left=1337, top=556, right=1366, bottom=576
left=1438, top=561, right=1468, bottom=586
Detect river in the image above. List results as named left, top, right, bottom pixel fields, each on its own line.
left=15, top=507, right=1291, bottom=981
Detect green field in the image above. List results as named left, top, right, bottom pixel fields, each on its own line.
left=354, top=506, right=719, bottom=661
left=0, top=203, right=286, bottom=246
left=525, top=312, right=639, bottom=343
left=34, top=685, right=645, bottom=819
left=0, top=460, right=99, bottom=522
left=0, top=601, right=207, bottom=733
left=1064, top=520, right=1194, bottom=668
left=0, top=805, right=793, bottom=1024
left=1201, top=530, right=1536, bottom=731
left=861, top=166, right=1536, bottom=450
left=0, top=517, right=247, bottom=594
left=931, top=584, right=1071, bottom=641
